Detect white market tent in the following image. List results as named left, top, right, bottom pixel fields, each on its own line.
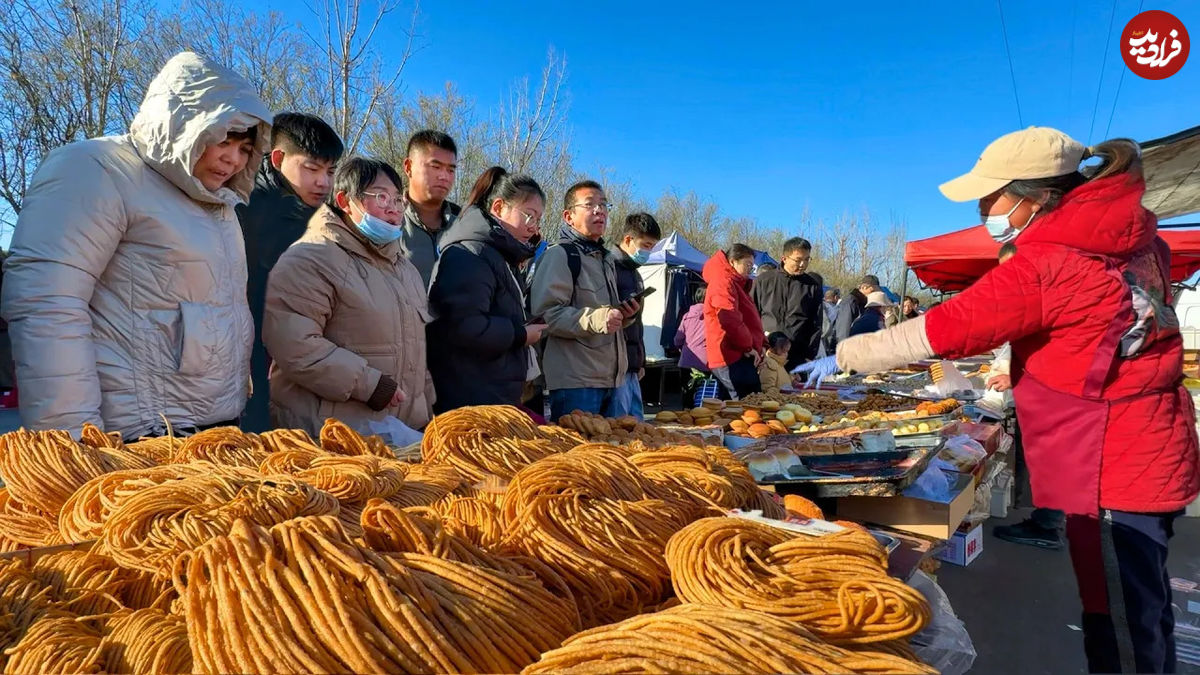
left=639, top=233, right=706, bottom=361
left=1142, top=123, right=1200, bottom=220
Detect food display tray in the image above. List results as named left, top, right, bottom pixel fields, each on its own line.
left=758, top=444, right=938, bottom=498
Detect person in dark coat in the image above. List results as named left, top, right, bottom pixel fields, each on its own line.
left=237, top=112, right=343, bottom=432
left=849, top=291, right=893, bottom=336
left=427, top=167, right=547, bottom=413
left=835, top=287, right=868, bottom=343
left=609, top=213, right=662, bottom=419
left=751, top=237, right=824, bottom=370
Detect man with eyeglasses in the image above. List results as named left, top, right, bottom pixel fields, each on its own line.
left=530, top=180, right=640, bottom=420
left=751, top=237, right=824, bottom=370
left=401, top=130, right=461, bottom=288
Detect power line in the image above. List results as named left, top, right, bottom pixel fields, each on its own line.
left=996, top=0, right=1024, bottom=126
left=1104, top=0, right=1144, bottom=139
left=1089, top=0, right=1119, bottom=143
left=1068, top=0, right=1077, bottom=125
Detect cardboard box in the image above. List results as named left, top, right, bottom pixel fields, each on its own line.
left=935, top=522, right=984, bottom=566
left=835, top=472, right=975, bottom=539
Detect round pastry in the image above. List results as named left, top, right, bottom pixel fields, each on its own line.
left=656, top=410, right=678, bottom=422
left=748, top=423, right=771, bottom=438
left=701, top=398, right=725, bottom=411
left=775, top=410, right=796, bottom=426
left=761, top=400, right=781, bottom=412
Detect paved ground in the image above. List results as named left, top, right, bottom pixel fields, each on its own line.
left=2, top=406, right=1196, bottom=673
left=937, top=508, right=1200, bottom=674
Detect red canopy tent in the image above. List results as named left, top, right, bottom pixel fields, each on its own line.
left=904, top=225, right=1200, bottom=292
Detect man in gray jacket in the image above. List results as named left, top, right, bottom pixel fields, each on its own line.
left=0, top=52, right=271, bottom=440
left=400, top=130, right=461, bottom=287
left=530, top=180, right=639, bottom=420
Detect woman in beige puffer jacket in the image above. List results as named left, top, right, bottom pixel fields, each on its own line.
left=0, top=51, right=271, bottom=440
left=263, top=157, right=434, bottom=436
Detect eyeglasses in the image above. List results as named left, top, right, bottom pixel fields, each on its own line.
left=568, top=202, right=613, bottom=214
left=361, top=191, right=403, bottom=209
left=514, top=207, right=541, bottom=226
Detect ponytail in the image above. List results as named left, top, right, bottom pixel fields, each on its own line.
left=1085, top=138, right=1141, bottom=181
left=467, top=166, right=508, bottom=211
left=465, top=166, right=547, bottom=216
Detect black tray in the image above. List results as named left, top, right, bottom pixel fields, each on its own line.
left=760, top=444, right=939, bottom=498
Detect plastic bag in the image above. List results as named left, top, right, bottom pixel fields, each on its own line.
left=903, top=463, right=953, bottom=501
left=908, top=570, right=977, bottom=675
left=366, top=416, right=423, bottom=448
left=938, top=434, right=987, bottom=473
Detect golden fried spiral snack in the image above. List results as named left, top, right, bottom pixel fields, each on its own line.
left=79, top=423, right=124, bottom=450
left=522, top=603, right=936, bottom=674
left=431, top=495, right=505, bottom=548
left=0, top=559, right=53, bottom=669
left=0, top=488, right=63, bottom=547
left=123, top=436, right=182, bottom=464
left=386, top=462, right=463, bottom=508
left=628, top=445, right=759, bottom=510
left=0, top=429, right=156, bottom=516
left=174, top=515, right=579, bottom=674
left=500, top=446, right=701, bottom=626
left=2, top=614, right=104, bottom=675
left=319, top=419, right=393, bottom=457
left=58, top=463, right=245, bottom=544
left=258, top=447, right=326, bottom=475
left=31, top=551, right=171, bottom=615
left=99, top=608, right=193, bottom=675
left=422, top=405, right=569, bottom=481
left=260, top=428, right=322, bottom=455
left=172, top=427, right=268, bottom=468
left=665, top=517, right=931, bottom=645
left=101, top=473, right=339, bottom=575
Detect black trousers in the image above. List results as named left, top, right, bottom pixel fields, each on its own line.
left=715, top=356, right=761, bottom=399
left=1067, top=509, right=1180, bottom=673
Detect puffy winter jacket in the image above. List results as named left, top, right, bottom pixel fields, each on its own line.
left=925, top=173, right=1199, bottom=513
left=674, top=303, right=709, bottom=371
left=530, top=228, right=627, bottom=391
left=237, top=157, right=320, bottom=432
left=0, top=52, right=271, bottom=439
left=702, top=251, right=764, bottom=369
left=427, top=206, right=536, bottom=412
left=751, top=267, right=825, bottom=366
left=264, top=205, right=435, bottom=437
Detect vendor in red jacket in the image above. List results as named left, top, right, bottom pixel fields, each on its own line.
left=797, top=127, right=1199, bottom=674
left=702, top=243, right=764, bottom=398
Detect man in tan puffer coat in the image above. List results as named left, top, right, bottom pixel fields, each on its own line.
left=0, top=52, right=271, bottom=440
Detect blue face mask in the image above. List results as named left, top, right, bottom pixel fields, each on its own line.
left=356, top=212, right=403, bottom=246
left=632, top=249, right=651, bottom=265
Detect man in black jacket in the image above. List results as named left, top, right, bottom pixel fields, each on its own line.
left=751, top=237, right=824, bottom=370
left=237, top=112, right=344, bottom=432
left=610, top=212, right=662, bottom=419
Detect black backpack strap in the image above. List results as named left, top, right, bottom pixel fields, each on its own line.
left=562, top=242, right=583, bottom=305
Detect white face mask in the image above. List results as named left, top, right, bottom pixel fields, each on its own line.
left=983, top=198, right=1036, bottom=243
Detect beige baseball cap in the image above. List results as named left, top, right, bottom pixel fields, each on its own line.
left=865, top=291, right=893, bottom=308
left=939, top=127, right=1088, bottom=202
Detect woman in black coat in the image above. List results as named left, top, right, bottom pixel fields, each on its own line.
left=427, top=167, right=547, bottom=412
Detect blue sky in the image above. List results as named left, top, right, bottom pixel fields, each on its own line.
left=367, top=0, right=1198, bottom=240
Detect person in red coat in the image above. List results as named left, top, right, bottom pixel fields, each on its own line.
left=797, top=127, right=1199, bottom=674
left=702, top=244, right=764, bottom=398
